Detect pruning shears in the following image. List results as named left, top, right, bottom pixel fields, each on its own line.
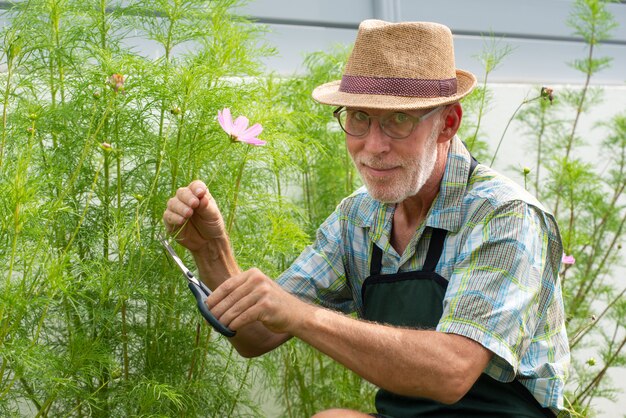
left=160, top=237, right=236, bottom=338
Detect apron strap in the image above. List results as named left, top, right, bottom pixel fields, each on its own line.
left=370, top=242, right=384, bottom=276
left=422, top=228, right=447, bottom=272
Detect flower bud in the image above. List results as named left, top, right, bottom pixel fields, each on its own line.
left=170, top=106, right=181, bottom=115
left=523, top=167, right=531, bottom=175
left=101, top=142, right=112, bottom=151
left=26, top=126, right=35, bottom=134
left=29, top=113, right=38, bottom=121
left=540, top=86, right=554, bottom=104
left=93, top=91, right=101, bottom=99
left=586, top=358, right=596, bottom=367
left=108, top=73, right=125, bottom=93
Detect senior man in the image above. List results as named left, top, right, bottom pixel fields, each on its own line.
left=163, top=20, right=570, bottom=417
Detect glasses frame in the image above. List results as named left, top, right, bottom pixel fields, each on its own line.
left=333, top=106, right=442, bottom=139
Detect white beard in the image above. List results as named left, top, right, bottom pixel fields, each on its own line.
left=354, top=126, right=440, bottom=204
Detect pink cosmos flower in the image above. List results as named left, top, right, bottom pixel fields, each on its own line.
left=217, top=108, right=265, bottom=146
left=562, top=254, right=575, bottom=265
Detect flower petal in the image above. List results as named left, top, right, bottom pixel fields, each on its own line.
left=232, top=116, right=249, bottom=136
left=241, top=123, right=263, bottom=140
left=218, top=108, right=233, bottom=135
left=241, top=137, right=266, bottom=146
left=561, top=254, right=575, bottom=265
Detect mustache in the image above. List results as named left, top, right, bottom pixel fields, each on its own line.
left=355, top=155, right=401, bottom=170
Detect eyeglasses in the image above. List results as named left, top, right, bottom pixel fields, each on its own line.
left=333, top=106, right=442, bottom=139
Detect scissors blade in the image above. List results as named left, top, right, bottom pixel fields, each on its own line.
left=160, top=237, right=212, bottom=294
left=160, top=237, right=190, bottom=273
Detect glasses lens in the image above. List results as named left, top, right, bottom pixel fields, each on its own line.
left=381, top=112, right=415, bottom=139
left=338, top=109, right=369, bottom=136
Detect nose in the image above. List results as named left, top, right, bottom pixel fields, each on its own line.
left=361, top=120, right=391, bottom=154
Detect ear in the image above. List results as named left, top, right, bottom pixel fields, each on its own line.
left=437, top=102, right=462, bottom=143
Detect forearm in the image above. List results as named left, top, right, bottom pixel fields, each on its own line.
left=192, top=238, right=290, bottom=356
left=292, top=304, right=491, bottom=404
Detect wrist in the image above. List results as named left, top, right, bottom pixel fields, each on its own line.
left=191, top=236, right=240, bottom=283
left=287, top=300, right=326, bottom=336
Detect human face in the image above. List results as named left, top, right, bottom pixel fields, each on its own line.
left=345, top=107, right=442, bottom=204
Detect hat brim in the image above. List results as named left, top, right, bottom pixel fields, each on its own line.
left=312, top=69, right=477, bottom=110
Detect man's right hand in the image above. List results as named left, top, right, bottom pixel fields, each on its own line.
left=162, top=180, right=292, bottom=357
left=163, top=180, right=227, bottom=253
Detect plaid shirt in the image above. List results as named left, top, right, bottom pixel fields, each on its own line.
left=277, top=136, right=570, bottom=414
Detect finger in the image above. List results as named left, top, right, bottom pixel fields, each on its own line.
left=206, top=268, right=267, bottom=315
left=162, top=208, right=187, bottom=233
left=175, top=186, right=201, bottom=209
left=167, top=195, right=194, bottom=217
left=215, top=290, right=263, bottom=330
left=227, top=302, right=267, bottom=331
left=194, top=190, right=223, bottom=223
left=188, top=180, right=208, bottom=199
left=206, top=273, right=248, bottom=313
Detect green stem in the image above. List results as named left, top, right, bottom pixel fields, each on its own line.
left=121, top=300, right=129, bottom=381
left=570, top=209, right=626, bottom=314
left=282, top=349, right=293, bottom=418
left=534, top=103, right=547, bottom=194
left=570, top=287, right=625, bottom=349
left=572, top=334, right=626, bottom=406
left=7, top=121, right=36, bottom=283
left=20, top=377, right=42, bottom=413
left=170, top=109, right=186, bottom=194
left=186, top=323, right=202, bottom=383
left=303, top=164, right=312, bottom=226
left=156, top=13, right=175, bottom=174
left=62, top=158, right=103, bottom=254
left=0, top=56, right=13, bottom=168
left=103, top=149, right=110, bottom=260
left=227, top=360, right=252, bottom=418
left=574, top=180, right=626, bottom=280
left=226, top=146, right=251, bottom=233
left=554, top=39, right=595, bottom=218
left=490, top=95, right=539, bottom=166
left=468, top=72, right=489, bottom=152
left=61, top=101, right=113, bottom=204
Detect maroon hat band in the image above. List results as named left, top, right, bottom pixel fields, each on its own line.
left=339, top=75, right=458, bottom=98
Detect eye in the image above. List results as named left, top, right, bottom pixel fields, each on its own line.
left=391, top=112, right=410, bottom=124
left=352, top=111, right=369, bottom=122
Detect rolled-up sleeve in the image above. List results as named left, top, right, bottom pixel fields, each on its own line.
left=437, top=200, right=563, bottom=383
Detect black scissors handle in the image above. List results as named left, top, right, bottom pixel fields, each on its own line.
left=186, top=276, right=236, bottom=338
left=160, top=237, right=236, bottom=338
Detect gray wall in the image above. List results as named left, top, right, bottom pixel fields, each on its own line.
left=1, top=0, right=624, bottom=85
left=236, top=0, right=626, bottom=85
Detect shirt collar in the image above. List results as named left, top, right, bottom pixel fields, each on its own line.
left=425, top=136, right=473, bottom=233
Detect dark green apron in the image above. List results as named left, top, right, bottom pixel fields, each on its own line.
left=361, top=159, right=555, bottom=418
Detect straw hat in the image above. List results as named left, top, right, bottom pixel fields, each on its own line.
left=312, top=20, right=476, bottom=110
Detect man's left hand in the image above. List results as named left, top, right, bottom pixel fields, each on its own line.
left=206, top=268, right=308, bottom=334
